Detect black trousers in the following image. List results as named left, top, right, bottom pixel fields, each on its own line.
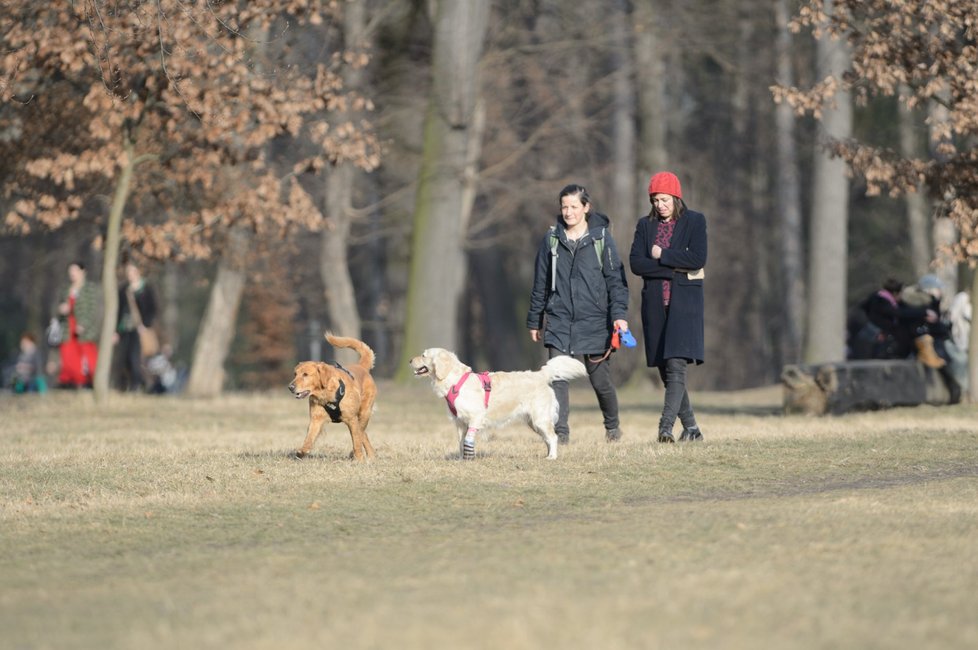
left=656, top=357, right=697, bottom=433
left=548, top=347, right=620, bottom=436
left=116, top=330, right=145, bottom=391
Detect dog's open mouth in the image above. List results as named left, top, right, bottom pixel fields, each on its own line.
left=293, top=389, right=311, bottom=399
left=413, top=365, right=429, bottom=377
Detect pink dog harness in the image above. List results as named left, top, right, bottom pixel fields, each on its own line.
left=445, top=371, right=492, bottom=416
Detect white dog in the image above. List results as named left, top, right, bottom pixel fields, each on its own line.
left=409, top=348, right=588, bottom=459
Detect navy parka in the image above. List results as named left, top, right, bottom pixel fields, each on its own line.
left=629, top=209, right=707, bottom=367
left=526, top=213, right=629, bottom=356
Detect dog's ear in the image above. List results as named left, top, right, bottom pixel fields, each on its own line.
left=316, top=363, right=333, bottom=390
left=432, top=349, right=454, bottom=382
left=321, top=372, right=346, bottom=400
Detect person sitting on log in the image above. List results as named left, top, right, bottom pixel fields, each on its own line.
left=849, top=278, right=939, bottom=366
left=900, top=275, right=962, bottom=403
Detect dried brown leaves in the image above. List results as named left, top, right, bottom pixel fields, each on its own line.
left=776, top=0, right=978, bottom=263
left=1, top=0, right=379, bottom=259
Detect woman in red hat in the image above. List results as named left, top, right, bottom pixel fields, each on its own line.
left=629, top=172, right=707, bottom=442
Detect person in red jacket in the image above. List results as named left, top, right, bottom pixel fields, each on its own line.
left=629, top=172, right=707, bottom=443
left=55, top=261, right=101, bottom=388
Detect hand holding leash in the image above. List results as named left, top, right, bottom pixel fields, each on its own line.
left=614, top=323, right=637, bottom=348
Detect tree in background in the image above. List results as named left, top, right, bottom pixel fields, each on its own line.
left=779, top=0, right=853, bottom=364
left=774, top=0, right=806, bottom=364
left=1, top=1, right=378, bottom=399
left=776, top=0, right=978, bottom=397
left=398, top=0, right=490, bottom=375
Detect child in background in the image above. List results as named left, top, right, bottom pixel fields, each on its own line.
left=14, top=333, right=47, bottom=394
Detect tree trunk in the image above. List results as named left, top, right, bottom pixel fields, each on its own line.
left=775, top=0, right=805, bottom=365
left=633, top=2, right=669, bottom=182
left=899, top=97, right=930, bottom=279
left=319, top=0, right=365, bottom=366
left=804, top=0, right=852, bottom=363
left=321, top=171, right=361, bottom=365
left=185, top=227, right=250, bottom=397
left=468, top=226, right=528, bottom=372
left=397, top=0, right=490, bottom=378
left=631, top=0, right=671, bottom=381
left=93, top=135, right=137, bottom=404
left=607, top=0, right=639, bottom=383
left=928, top=99, right=957, bottom=301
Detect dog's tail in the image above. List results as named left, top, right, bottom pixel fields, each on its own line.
left=540, top=356, right=588, bottom=384
left=325, top=332, right=376, bottom=369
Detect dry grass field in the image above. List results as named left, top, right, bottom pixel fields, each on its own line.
left=1, top=379, right=977, bottom=649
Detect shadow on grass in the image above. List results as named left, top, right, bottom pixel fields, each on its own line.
left=575, top=402, right=784, bottom=417
left=237, top=449, right=352, bottom=461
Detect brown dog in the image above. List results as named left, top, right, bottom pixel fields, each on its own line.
left=288, top=333, right=377, bottom=460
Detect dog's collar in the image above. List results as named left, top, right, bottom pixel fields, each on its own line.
left=445, top=371, right=491, bottom=416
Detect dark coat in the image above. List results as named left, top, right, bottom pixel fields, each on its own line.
left=858, top=290, right=925, bottom=359
left=117, top=280, right=157, bottom=332
left=526, top=213, right=629, bottom=356
left=629, top=209, right=707, bottom=367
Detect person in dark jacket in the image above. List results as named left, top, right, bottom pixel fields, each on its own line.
left=114, top=260, right=157, bottom=391
left=849, top=277, right=944, bottom=368
left=527, top=184, right=630, bottom=444
left=629, top=172, right=706, bottom=443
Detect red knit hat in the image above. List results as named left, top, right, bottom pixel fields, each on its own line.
left=647, top=172, right=682, bottom=199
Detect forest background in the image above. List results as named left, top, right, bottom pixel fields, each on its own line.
left=1, top=0, right=976, bottom=397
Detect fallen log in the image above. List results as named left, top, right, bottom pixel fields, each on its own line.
left=781, top=359, right=952, bottom=415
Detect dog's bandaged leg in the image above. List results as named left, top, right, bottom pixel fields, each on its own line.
left=463, top=427, right=477, bottom=460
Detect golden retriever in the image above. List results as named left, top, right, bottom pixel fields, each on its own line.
left=288, top=333, right=377, bottom=460
left=409, top=348, right=587, bottom=459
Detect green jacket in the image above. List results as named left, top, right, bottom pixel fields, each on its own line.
left=59, top=281, right=101, bottom=343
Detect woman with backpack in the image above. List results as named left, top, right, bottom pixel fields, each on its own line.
left=629, top=172, right=707, bottom=443
left=526, top=183, right=630, bottom=444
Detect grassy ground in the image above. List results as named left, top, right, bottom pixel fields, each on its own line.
left=1, top=380, right=976, bottom=649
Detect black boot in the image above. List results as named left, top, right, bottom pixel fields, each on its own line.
left=679, top=426, right=704, bottom=442
left=657, top=429, right=675, bottom=443
left=940, top=368, right=962, bottom=405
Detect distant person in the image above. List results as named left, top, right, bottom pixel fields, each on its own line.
left=849, top=278, right=940, bottom=366
left=115, top=260, right=157, bottom=391
left=901, top=275, right=963, bottom=402
left=629, top=172, right=707, bottom=443
left=55, top=261, right=100, bottom=388
left=526, top=183, right=630, bottom=444
left=13, top=333, right=47, bottom=394
left=948, top=289, right=971, bottom=392
left=948, top=290, right=971, bottom=354
left=146, top=343, right=178, bottom=394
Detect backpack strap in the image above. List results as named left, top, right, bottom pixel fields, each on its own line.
left=548, top=226, right=559, bottom=292
left=548, top=225, right=606, bottom=293
left=593, top=227, right=605, bottom=271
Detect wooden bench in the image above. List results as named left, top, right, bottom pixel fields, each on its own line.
left=781, top=359, right=953, bottom=415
